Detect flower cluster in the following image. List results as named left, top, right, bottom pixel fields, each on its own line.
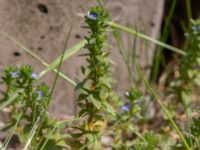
left=0, top=65, right=52, bottom=147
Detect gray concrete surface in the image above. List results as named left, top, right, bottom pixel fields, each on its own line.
left=0, top=0, right=164, bottom=117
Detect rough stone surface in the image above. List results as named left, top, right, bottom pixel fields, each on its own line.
left=0, top=0, right=164, bottom=117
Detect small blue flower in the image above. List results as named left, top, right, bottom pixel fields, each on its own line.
left=196, top=105, right=200, bottom=109
left=31, top=72, right=37, bottom=79
left=38, top=90, right=44, bottom=99
left=87, top=12, right=98, bottom=21
left=121, top=104, right=131, bottom=112
left=10, top=71, right=19, bottom=78
left=192, top=25, right=200, bottom=32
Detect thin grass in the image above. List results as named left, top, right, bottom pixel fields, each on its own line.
left=107, top=21, right=186, bottom=56
left=111, top=20, right=190, bottom=149
left=186, top=0, right=192, bottom=20
left=39, top=117, right=83, bottom=150
left=110, top=15, right=190, bottom=147
left=133, top=60, right=190, bottom=150
left=38, top=40, right=86, bottom=78
left=30, top=25, right=73, bottom=150
left=0, top=31, right=83, bottom=86
left=0, top=113, right=22, bottom=150
left=0, top=26, right=75, bottom=149
left=0, top=92, right=20, bottom=111
left=151, top=0, right=177, bottom=81
left=112, top=28, right=133, bottom=82
left=23, top=112, right=42, bottom=150
left=48, top=24, right=73, bottom=104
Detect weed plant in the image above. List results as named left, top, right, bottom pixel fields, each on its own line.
left=171, top=19, right=200, bottom=111
left=0, top=2, right=200, bottom=150
left=170, top=19, right=200, bottom=150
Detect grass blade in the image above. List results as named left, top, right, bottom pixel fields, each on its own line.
left=112, top=29, right=133, bottom=80
left=0, top=31, right=49, bottom=67
left=151, top=0, right=177, bottom=81
left=133, top=59, right=190, bottom=150
left=0, top=31, right=79, bottom=86
left=1, top=113, right=22, bottom=150
left=0, top=92, right=19, bottom=111
left=39, top=117, right=82, bottom=150
left=23, top=113, right=42, bottom=150
left=38, top=40, right=86, bottom=78
left=48, top=24, right=73, bottom=104
left=107, top=21, right=186, bottom=56
left=186, top=0, right=192, bottom=20
left=29, top=25, right=73, bottom=150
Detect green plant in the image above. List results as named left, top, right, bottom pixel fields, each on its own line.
left=0, top=66, right=68, bottom=150
left=71, top=6, right=118, bottom=148
left=134, top=131, right=158, bottom=150
left=1, top=2, right=200, bottom=150
left=171, top=19, right=200, bottom=120
left=0, top=66, right=44, bottom=146
left=108, top=88, right=143, bottom=149
left=189, top=110, right=200, bottom=149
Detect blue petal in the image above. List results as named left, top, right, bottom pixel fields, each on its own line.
left=38, top=91, right=44, bottom=99
left=121, top=104, right=131, bottom=112
left=192, top=25, right=199, bottom=32
left=31, top=72, right=37, bottom=79
left=87, top=12, right=98, bottom=20
left=10, top=72, right=19, bottom=78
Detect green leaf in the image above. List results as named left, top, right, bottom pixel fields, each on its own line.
left=0, top=89, right=23, bottom=111
left=42, top=140, right=61, bottom=150
left=102, top=101, right=116, bottom=116
left=89, top=94, right=101, bottom=109
left=56, top=123, right=65, bottom=129
left=77, top=93, right=88, bottom=101
left=194, top=78, right=200, bottom=86
left=75, top=78, right=88, bottom=90
left=181, top=91, right=191, bottom=116
left=56, top=140, right=71, bottom=149
left=181, top=91, right=190, bottom=107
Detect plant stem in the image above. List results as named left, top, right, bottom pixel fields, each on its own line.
left=186, top=0, right=192, bottom=20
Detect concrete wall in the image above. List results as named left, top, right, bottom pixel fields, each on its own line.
left=0, top=0, right=164, bottom=117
